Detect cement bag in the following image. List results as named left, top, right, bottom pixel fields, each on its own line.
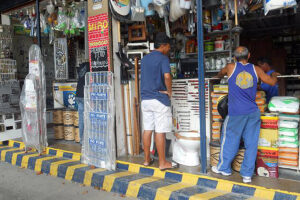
left=278, top=141, right=299, bottom=148
left=264, top=0, right=297, bottom=15
left=268, top=96, right=299, bottom=113
left=170, top=0, right=186, bottom=22
left=279, top=120, right=298, bottom=129
left=279, top=128, right=298, bottom=137
left=279, top=114, right=300, bottom=122
left=279, top=135, right=298, bottom=143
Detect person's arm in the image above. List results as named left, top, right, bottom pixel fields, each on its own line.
left=215, top=66, right=228, bottom=78
left=215, top=63, right=236, bottom=78
left=255, top=66, right=278, bottom=86
left=164, top=73, right=172, bottom=98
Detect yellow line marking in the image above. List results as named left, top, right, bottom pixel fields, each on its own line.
left=155, top=174, right=198, bottom=200
left=128, top=164, right=141, bottom=173
left=189, top=190, right=228, bottom=200
left=56, top=150, right=64, bottom=158
left=216, top=181, right=234, bottom=192
left=34, top=156, right=57, bottom=172
left=247, top=189, right=275, bottom=200
left=49, top=160, right=75, bottom=177
left=1, top=148, right=21, bottom=161
left=72, top=153, right=81, bottom=161
left=155, top=182, right=196, bottom=200
left=126, top=176, right=162, bottom=197
left=65, top=163, right=88, bottom=181
left=153, top=169, right=166, bottom=178
left=154, top=174, right=199, bottom=200
left=11, top=151, right=27, bottom=165
left=296, top=195, right=300, bottom=200
left=102, top=171, right=136, bottom=192
left=83, top=168, right=107, bottom=186
left=21, top=153, right=40, bottom=168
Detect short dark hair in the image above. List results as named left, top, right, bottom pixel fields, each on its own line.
left=257, top=57, right=272, bottom=65
left=154, top=32, right=170, bottom=49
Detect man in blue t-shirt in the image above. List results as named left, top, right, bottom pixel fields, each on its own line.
left=141, top=32, right=177, bottom=170
left=257, top=58, right=279, bottom=103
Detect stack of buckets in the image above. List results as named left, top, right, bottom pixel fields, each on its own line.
left=256, top=114, right=279, bottom=178
left=53, top=109, right=80, bottom=143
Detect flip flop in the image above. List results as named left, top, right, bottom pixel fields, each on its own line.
left=143, top=158, right=154, bottom=167
left=159, top=161, right=179, bottom=171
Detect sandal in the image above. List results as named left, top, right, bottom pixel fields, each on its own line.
left=159, top=161, right=179, bottom=171
left=143, top=158, right=154, bottom=167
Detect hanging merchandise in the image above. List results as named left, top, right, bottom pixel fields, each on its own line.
left=55, top=7, right=67, bottom=32
left=141, top=0, right=155, bottom=16
left=264, top=0, right=297, bottom=15
left=54, top=38, right=68, bottom=80
left=170, top=0, right=187, bottom=22
left=20, top=45, right=47, bottom=153
left=109, top=0, right=131, bottom=22
left=131, top=0, right=145, bottom=21
left=179, top=0, right=191, bottom=9
left=82, top=72, right=116, bottom=170
left=153, top=0, right=169, bottom=18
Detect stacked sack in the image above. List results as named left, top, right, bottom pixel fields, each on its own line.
left=211, top=91, right=227, bottom=141
left=278, top=114, right=300, bottom=168
left=256, top=91, right=267, bottom=113
left=268, top=96, right=300, bottom=168
left=257, top=113, right=279, bottom=178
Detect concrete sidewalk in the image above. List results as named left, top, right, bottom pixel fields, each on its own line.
left=1, top=140, right=299, bottom=200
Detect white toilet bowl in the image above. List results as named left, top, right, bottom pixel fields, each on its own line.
left=172, top=132, right=200, bottom=166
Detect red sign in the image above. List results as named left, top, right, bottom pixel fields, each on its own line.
left=88, top=13, right=110, bottom=71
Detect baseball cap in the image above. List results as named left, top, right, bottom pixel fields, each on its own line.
left=155, top=32, right=170, bottom=46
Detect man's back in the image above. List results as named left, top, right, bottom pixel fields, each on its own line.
left=141, top=51, right=170, bottom=106
left=228, top=62, right=258, bottom=116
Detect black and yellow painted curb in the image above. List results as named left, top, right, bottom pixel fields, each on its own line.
left=2, top=140, right=300, bottom=200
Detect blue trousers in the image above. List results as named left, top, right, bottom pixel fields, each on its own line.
left=76, top=97, right=84, bottom=145
left=217, top=110, right=261, bottom=177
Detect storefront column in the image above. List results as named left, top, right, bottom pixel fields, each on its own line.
left=197, top=0, right=207, bottom=174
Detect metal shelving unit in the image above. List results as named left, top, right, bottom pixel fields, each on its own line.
left=204, top=50, right=231, bottom=55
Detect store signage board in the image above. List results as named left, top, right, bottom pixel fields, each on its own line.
left=88, top=13, right=110, bottom=72
left=88, top=0, right=108, bottom=16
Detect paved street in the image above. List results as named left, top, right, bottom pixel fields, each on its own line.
left=0, top=161, right=136, bottom=200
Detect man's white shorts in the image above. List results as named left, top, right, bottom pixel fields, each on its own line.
left=141, top=99, right=172, bottom=133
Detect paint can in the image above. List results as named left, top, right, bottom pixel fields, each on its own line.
left=54, top=124, right=64, bottom=139
left=214, top=40, right=224, bottom=51
left=64, top=125, right=75, bottom=140
left=204, top=41, right=214, bottom=52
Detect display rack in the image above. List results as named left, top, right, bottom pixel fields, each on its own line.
left=204, top=27, right=235, bottom=74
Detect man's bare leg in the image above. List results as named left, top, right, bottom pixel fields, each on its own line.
left=143, top=130, right=153, bottom=165
left=155, top=133, right=172, bottom=169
